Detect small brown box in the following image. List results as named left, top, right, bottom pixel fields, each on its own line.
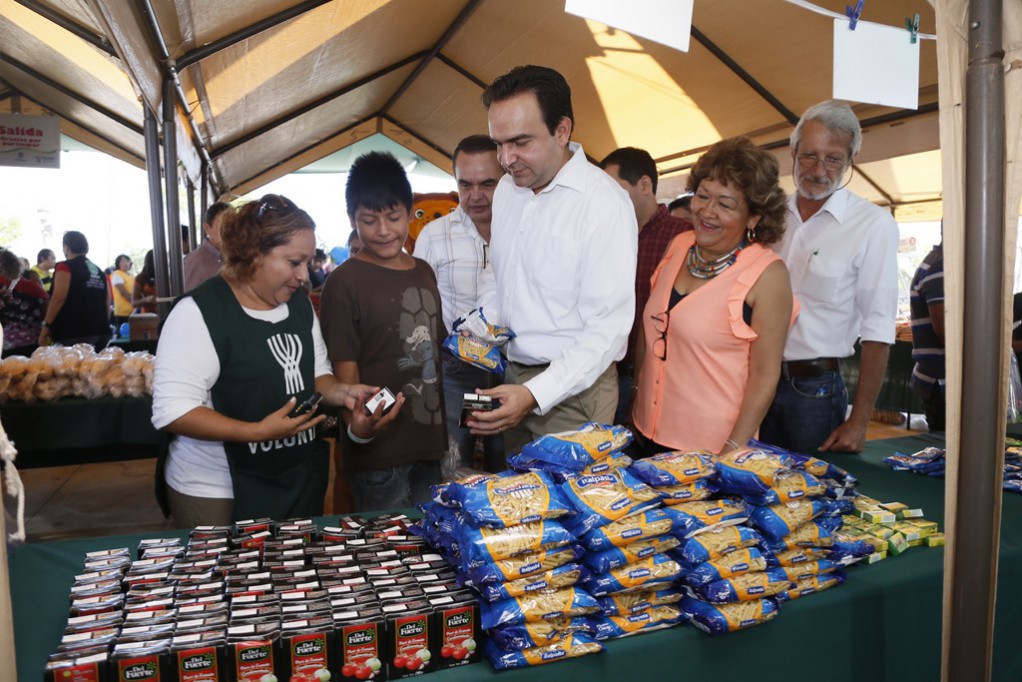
left=130, top=313, right=160, bottom=341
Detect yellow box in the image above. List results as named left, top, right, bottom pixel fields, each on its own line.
left=926, top=533, right=945, bottom=547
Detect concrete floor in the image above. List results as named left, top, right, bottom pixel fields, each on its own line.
left=7, top=421, right=923, bottom=544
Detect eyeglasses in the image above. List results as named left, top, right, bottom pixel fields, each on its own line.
left=256, top=194, right=293, bottom=221
left=651, top=311, right=670, bottom=362
left=796, top=152, right=849, bottom=173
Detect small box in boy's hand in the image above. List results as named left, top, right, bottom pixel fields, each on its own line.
left=460, top=392, right=497, bottom=428
left=365, top=387, right=397, bottom=415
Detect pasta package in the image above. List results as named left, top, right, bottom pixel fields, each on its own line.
left=666, top=498, right=749, bottom=538
left=673, top=525, right=764, bottom=566
left=579, top=508, right=684, bottom=552
left=479, top=587, right=601, bottom=629
left=448, top=471, right=572, bottom=528
left=629, top=451, right=716, bottom=487
left=590, top=605, right=686, bottom=639
left=766, top=547, right=830, bottom=567
left=716, top=448, right=795, bottom=496
left=509, top=450, right=632, bottom=483
left=442, top=333, right=506, bottom=373
left=521, top=423, right=633, bottom=472
left=455, top=518, right=575, bottom=567
left=683, top=548, right=768, bottom=587
left=596, top=586, right=685, bottom=617
left=478, top=563, right=587, bottom=602
left=749, top=499, right=852, bottom=541
left=743, top=470, right=826, bottom=506
left=487, top=617, right=595, bottom=651
left=465, top=544, right=583, bottom=585
left=483, top=632, right=603, bottom=669
left=658, top=478, right=719, bottom=505
left=777, top=559, right=841, bottom=583
left=562, top=469, right=662, bottom=536
left=692, top=568, right=792, bottom=604
left=581, top=535, right=680, bottom=574
left=760, top=519, right=836, bottom=553
left=681, top=596, right=780, bottom=635
left=581, top=554, right=683, bottom=597
left=777, top=572, right=846, bottom=602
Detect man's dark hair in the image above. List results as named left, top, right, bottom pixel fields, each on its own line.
left=205, top=201, right=231, bottom=227
left=63, top=230, right=89, bottom=255
left=482, top=65, right=573, bottom=136
left=453, top=134, right=498, bottom=168
left=668, top=195, right=692, bottom=212
left=345, top=151, right=413, bottom=221
left=37, top=248, right=54, bottom=264
left=599, top=147, right=659, bottom=193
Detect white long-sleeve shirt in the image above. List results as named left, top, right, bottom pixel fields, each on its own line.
left=151, top=297, right=332, bottom=498
left=773, top=189, right=899, bottom=360
left=476, top=142, right=637, bottom=415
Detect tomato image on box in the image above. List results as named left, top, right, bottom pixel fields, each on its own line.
left=386, top=609, right=433, bottom=679
left=338, top=621, right=386, bottom=681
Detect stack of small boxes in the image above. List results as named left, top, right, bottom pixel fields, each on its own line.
left=838, top=496, right=943, bottom=564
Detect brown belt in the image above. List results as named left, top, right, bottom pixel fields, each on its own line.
left=781, top=358, right=840, bottom=379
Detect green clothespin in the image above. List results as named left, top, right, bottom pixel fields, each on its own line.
left=905, top=13, right=920, bottom=44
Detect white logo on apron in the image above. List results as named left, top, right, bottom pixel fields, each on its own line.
left=267, top=333, right=304, bottom=394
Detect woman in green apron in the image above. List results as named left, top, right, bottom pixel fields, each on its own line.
left=151, top=194, right=397, bottom=527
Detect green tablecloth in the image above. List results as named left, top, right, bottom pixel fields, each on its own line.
left=10, top=434, right=1022, bottom=681
left=1, top=396, right=169, bottom=468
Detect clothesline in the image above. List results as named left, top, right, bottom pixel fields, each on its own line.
left=783, top=0, right=938, bottom=40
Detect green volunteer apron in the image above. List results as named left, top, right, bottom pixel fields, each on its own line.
left=191, top=276, right=328, bottom=521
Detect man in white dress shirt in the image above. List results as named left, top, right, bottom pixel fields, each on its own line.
left=466, top=65, right=638, bottom=455
left=760, top=100, right=899, bottom=454
left=414, top=134, right=506, bottom=471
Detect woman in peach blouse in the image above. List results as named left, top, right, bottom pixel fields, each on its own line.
left=631, top=137, right=796, bottom=456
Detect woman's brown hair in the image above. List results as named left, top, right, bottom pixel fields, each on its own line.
left=220, top=194, right=314, bottom=281
left=687, top=137, right=787, bottom=245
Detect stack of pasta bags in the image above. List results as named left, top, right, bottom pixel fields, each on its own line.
left=414, top=456, right=604, bottom=670
left=676, top=445, right=868, bottom=634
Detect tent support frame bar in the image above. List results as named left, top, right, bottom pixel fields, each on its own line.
left=144, top=106, right=171, bottom=318
left=13, top=0, right=117, bottom=57
left=163, top=76, right=184, bottom=299
left=176, top=0, right=333, bottom=69
left=945, top=0, right=1006, bottom=679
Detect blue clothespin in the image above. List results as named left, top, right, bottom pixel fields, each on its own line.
left=905, top=13, right=920, bottom=43
left=845, top=0, right=864, bottom=30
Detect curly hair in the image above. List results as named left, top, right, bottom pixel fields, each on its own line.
left=220, top=194, right=315, bottom=282
left=686, top=137, right=787, bottom=245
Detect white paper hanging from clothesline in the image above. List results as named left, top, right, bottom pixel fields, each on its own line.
left=833, top=18, right=920, bottom=110
left=565, top=0, right=694, bottom=52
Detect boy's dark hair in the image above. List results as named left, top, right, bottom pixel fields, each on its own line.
left=205, top=201, right=232, bottom=226
left=453, top=134, right=498, bottom=167
left=37, top=248, right=54, bottom=263
left=345, top=151, right=413, bottom=221
left=482, top=65, right=573, bottom=136
left=599, top=147, right=659, bottom=193
left=63, top=230, right=89, bottom=255
left=668, top=195, right=692, bottom=212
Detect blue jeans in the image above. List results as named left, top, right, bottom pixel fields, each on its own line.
left=441, top=354, right=505, bottom=471
left=759, top=370, right=848, bottom=455
left=348, top=461, right=441, bottom=512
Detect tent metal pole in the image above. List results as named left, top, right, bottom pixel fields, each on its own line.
left=143, top=106, right=169, bottom=318
left=186, top=179, right=197, bottom=250
left=162, top=76, right=184, bottom=299
left=200, top=164, right=209, bottom=232
left=946, top=0, right=1006, bottom=679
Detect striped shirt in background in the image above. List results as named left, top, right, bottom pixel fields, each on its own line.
left=909, top=243, right=945, bottom=392
left=413, top=206, right=491, bottom=333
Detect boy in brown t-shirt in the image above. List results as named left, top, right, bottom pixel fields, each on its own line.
left=320, top=151, right=447, bottom=511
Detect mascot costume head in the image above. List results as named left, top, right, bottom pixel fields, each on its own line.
left=405, top=191, right=458, bottom=253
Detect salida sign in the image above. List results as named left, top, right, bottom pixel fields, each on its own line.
left=0, top=113, right=60, bottom=169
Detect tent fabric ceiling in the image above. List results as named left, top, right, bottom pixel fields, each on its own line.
left=1, top=0, right=942, bottom=217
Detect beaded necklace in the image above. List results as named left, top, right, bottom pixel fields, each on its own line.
left=686, top=240, right=746, bottom=279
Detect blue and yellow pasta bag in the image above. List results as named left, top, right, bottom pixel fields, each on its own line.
left=760, top=519, right=836, bottom=553
left=742, top=470, right=826, bottom=506
left=681, top=596, right=780, bottom=635
left=659, top=478, right=719, bottom=505
left=692, top=568, right=792, bottom=604
left=579, top=507, right=687, bottom=552
left=590, top=605, right=686, bottom=639
left=716, top=447, right=795, bottom=497
left=666, top=498, right=749, bottom=538
left=749, top=499, right=850, bottom=542
left=683, top=547, right=768, bottom=586
left=478, top=563, right=588, bottom=602
left=487, top=617, right=595, bottom=650
left=454, top=517, right=576, bottom=568
left=595, top=586, right=685, bottom=617
left=777, top=571, right=846, bottom=602
left=580, top=554, right=683, bottom=597
left=483, top=632, right=603, bottom=669
left=480, top=586, right=601, bottom=629
left=464, top=543, right=584, bottom=585
left=447, top=471, right=572, bottom=528
left=628, top=450, right=716, bottom=487
left=443, top=307, right=515, bottom=374
left=581, top=534, right=680, bottom=574
left=672, top=524, right=764, bottom=565
left=561, top=469, right=662, bottom=536
left=520, top=423, right=632, bottom=472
